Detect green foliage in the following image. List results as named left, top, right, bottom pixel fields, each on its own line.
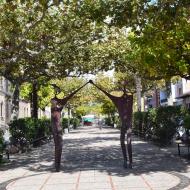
left=9, top=118, right=51, bottom=147
left=133, top=111, right=146, bottom=136
left=114, top=116, right=121, bottom=129
left=129, top=2, right=190, bottom=80
left=184, top=114, right=190, bottom=130
left=0, top=0, right=110, bottom=83
left=75, top=106, right=88, bottom=119
left=20, top=82, right=55, bottom=110
left=0, top=130, right=4, bottom=161
left=101, top=98, right=117, bottom=127
left=101, top=99, right=116, bottom=116
left=62, top=117, right=80, bottom=130
left=38, top=118, right=52, bottom=137
left=143, top=108, right=157, bottom=138
left=104, top=117, right=113, bottom=127
left=133, top=110, right=154, bottom=138
left=0, top=1, right=111, bottom=120
left=61, top=118, right=68, bottom=130
left=153, top=106, right=182, bottom=145
left=133, top=106, right=184, bottom=146
left=104, top=115, right=121, bottom=128
left=1, top=1, right=189, bottom=129
left=70, top=118, right=80, bottom=129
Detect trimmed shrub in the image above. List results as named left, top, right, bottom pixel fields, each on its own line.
left=105, top=117, right=113, bottom=126
left=133, top=111, right=146, bottom=136
left=115, top=116, right=121, bottom=128
left=133, top=109, right=156, bottom=139
left=144, top=108, right=157, bottom=139
left=9, top=118, right=51, bottom=148
left=184, top=114, right=190, bottom=130
left=133, top=106, right=184, bottom=146
left=62, top=118, right=68, bottom=129
left=37, top=118, right=51, bottom=138
left=0, top=130, right=4, bottom=162
left=70, top=118, right=80, bottom=129
left=152, top=106, right=181, bottom=145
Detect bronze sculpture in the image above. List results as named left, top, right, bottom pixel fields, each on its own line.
left=51, top=82, right=89, bottom=171
left=89, top=80, right=133, bottom=168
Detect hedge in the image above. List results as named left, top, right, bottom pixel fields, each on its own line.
left=62, top=118, right=69, bottom=129
left=105, top=117, right=113, bottom=127
left=133, top=106, right=187, bottom=146
left=70, top=118, right=80, bottom=129
left=62, top=117, right=80, bottom=130
left=9, top=118, right=51, bottom=148
left=0, top=130, right=4, bottom=162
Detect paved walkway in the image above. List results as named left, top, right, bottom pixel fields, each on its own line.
left=0, top=125, right=190, bottom=190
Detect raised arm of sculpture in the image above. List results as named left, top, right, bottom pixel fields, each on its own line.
left=59, top=81, right=89, bottom=105
left=51, top=81, right=89, bottom=172
left=89, top=79, right=133, bottom=169
left=89, top=80, right=116, bottom=101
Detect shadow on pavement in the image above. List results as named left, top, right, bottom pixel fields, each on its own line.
left=1, top=126, right=189, bottom=177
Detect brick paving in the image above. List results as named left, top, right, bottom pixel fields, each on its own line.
left=0, top=125, right=190, bottom=190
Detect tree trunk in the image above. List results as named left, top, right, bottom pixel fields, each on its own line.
left=135, top=77, right=142, bottom=112
left=11, top=84, right=20, bottom=120
left=31, top=82, right=38, bottom=119
left=155, top=88, right=159, bottom=107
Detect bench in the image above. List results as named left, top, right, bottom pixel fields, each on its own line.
left=176, top=140, right=190, bottom=157
left=31, top=136, right=48, bottom=147
left=0, top=136, right=52, bottom=161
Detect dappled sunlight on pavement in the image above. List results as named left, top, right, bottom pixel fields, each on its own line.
left=0, top=125, right=190, bottom=190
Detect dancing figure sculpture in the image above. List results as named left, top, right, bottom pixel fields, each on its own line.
left=89, top=80, right=133, bottom=168
left=51, top=82, right=89, bottom=172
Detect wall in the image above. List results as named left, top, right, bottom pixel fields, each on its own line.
left=0, top=77, right=12, bottom=131
left=18, top=100, right=31, bottom=118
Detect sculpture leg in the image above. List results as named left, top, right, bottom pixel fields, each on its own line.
left=54, top=132, right=63, bottom=172
left=120, top=126, right=128, bottom=168
left=51, top=111, right=63, bottom=172
left=127, top=128, right=132, bottom=169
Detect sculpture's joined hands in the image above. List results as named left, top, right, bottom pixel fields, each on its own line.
left=51, top=80, right=133, bottom=172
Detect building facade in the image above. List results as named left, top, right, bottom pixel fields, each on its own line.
left=0, top=77, right=12, bottom=131
left=174, top=78, right=190, bottom=109
left=146, top=78, right=190, bottom=109
left=0, top=77, right=51, bottom=132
